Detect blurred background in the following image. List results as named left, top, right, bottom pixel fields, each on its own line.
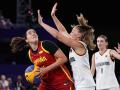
left=0, top=0, right=120, bottom=89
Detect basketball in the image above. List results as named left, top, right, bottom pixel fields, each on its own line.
left=25, top=65, right=41, bottom=86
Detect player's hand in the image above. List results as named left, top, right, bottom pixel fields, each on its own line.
left=37, top=10, right=44, bottom=25
left=36, top=67, right=48, bottom=78
left=51, top=3, right=58, bottom=16
left=114, top=43, right=120, bottom=54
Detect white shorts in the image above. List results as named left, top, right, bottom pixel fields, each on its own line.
left=97, top=87, right=120, bottom=90
left=75, top=86, right=95, bottom=90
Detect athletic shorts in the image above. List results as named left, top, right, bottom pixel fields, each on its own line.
left=97, top=86, right=120, bottom=90
left=75, top=86, right=95, bottom=90
left=37, top=80, right=74, bottom=90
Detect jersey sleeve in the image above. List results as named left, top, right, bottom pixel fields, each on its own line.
left=42, top=40, right=59, bottom=55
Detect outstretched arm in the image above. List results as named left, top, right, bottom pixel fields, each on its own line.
left=37, top=9, right=73, bottom=47
left=51, top=3, right=69, bottom=34
left=38, top=4, right=83, bottom=49
left=37, top=10, right=58, bottom=38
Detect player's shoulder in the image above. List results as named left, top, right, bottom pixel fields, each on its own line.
left=42, top=40, right=56, bottom=45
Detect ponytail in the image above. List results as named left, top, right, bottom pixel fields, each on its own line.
left=76, top=13, right=96, bottom=50
left=10, top=37, right=29, bottom=53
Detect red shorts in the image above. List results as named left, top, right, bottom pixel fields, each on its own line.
left=37, top=80, right=74, bottom=90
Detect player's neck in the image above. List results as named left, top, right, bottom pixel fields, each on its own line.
left=30, top=42, right=38, bottom=51
left=99, top=48, right=107, bottom=55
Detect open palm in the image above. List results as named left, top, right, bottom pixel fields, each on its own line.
left=51, top=3, right=58, bottom=16
left=37, top=10, right=43, bottom=25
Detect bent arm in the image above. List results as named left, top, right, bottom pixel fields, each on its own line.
left=45, top=48, right=67, bottom=72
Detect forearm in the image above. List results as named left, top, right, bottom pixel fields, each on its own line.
left=51, top=15, right=67, bottom=32
left=40, top=22, right=58, bottom=38
left=91, top=68, right=95, bottom=76
left=91, top=55, right=96, bottom=76
left=45, top=58, right=67, bottom=72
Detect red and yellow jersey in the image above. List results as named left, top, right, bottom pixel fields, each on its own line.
left=28, top=40, right=73, bottom=86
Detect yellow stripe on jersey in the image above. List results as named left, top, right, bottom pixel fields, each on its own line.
left=28, top=50, right=33, bottom=64
left=60, top=65, right=73, bottom=83
left=41, top=41, right=49, bottom=54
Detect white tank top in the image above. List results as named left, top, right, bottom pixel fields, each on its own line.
left=95, top=49, right=119, bottom=89
left=69, top=41, right=95, bottom=89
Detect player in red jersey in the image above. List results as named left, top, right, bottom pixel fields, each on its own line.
left=10, top=28, right=74, bottom=90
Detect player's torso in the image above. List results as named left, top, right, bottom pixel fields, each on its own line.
left=69, top=41, right=95, bottom=88
left=28, top=42, right=72, bottom=85
left=28, top=42, right=55, bottom=67
left=95, top=49, right=119, bottom=89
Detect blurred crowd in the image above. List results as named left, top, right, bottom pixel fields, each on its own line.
left=0, top=74, right=37, bottom=90
left=0, top=15, right=14, bottom=30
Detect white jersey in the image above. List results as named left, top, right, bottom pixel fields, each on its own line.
left=69, top=41, right=95, bottom=89
left=95, top=49, right=119, bottom=89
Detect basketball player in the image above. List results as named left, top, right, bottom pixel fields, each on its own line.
left=37, top=3, right=96, bottom=90
left=10, top=29, right=74, bottom=90
left=91, top=35, right=120, bottom=90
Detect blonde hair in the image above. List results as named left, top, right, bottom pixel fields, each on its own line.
left=76, top=13, right=96, bottom=50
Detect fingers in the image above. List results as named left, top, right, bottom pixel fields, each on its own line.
left=118, top=43, right=120, bottom=46
left=114, top=47, right=118, bottom=51
left=34, top=69, right=42, bottom=78
left=37, top=10, right=41, bottom=17
left=37, top=10, right=40, bottom=15
left=37, top=10, right=43, bottom=20
left=52, top=2, right=58, bottom=11
left=54, top=2, right=58, bottom=8
left=80, top=13, right=83, bottom=17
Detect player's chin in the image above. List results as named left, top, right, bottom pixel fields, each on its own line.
left=31, top=39, right=38, bottom=43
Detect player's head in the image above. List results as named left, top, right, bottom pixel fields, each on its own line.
left=70, top=14, right=96, bottom=50
left=10, top=28, right=38, bottom=53
left=97, top=35, right=108, bottom=50
left=25, top=28, right=39, bottom=44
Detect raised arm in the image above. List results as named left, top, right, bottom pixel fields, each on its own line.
left=37, top=10, right=58, bottom=38
left=51, top=3, right=69, bottom=34
left=38, top=8, right=79, bottom=48
left=38, top=4, right=83, bottom=49
left=114, top=43, right=120, bottom=54
left=110, top=43, right=120, bottom=60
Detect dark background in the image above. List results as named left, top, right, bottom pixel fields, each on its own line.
left=0, top=0, right=120, bottom=63
left=0, top=0, right=120, bottom=84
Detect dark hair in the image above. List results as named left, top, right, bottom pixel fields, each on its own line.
left=10, top=37, right=29, bottom=53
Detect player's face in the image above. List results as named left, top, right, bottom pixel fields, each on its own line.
left=26, top=29, right=38, bottom=43
left=70, top=27, right=82, bottom=40
left=97, top=37, right=108, bottom=49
